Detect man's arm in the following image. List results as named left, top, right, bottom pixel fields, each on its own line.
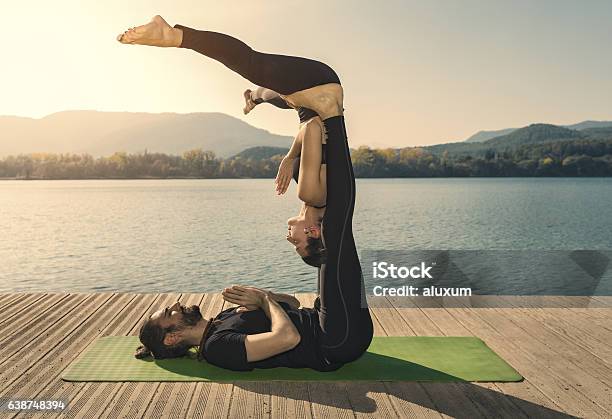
left=232, top=286, right=300, bottom=310
left=222, top=286, right=301, bottom=362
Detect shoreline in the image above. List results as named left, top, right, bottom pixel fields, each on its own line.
left=2, top=175, right=612, bottom=181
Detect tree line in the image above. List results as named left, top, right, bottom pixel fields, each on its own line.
left=1, top=138, right=611, bottom=179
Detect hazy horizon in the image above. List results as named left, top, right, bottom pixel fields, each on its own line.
left=3, top=0, right=611, bottom=147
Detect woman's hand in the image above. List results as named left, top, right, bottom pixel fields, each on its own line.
left=275, top=157, right=294, bottom=195
left=222, top=285, right=269, bottom=308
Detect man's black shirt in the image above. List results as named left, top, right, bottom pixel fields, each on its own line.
left=199, top=302, right=339, bottom=372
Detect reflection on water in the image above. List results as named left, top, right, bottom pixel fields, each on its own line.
left=1, top=178, right=611, bottom=293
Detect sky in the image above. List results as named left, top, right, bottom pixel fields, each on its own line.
left=2, top=0, right=611, bottom=147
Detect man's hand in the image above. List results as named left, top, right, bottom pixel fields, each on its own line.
left=239, top=286, right=301, bottom=309
left=222, top=285, right=268, bottom=308
left=275, top=157, right=294, bottom=195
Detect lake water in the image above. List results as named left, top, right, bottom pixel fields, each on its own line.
left=1, top=178, right=611, bottom=294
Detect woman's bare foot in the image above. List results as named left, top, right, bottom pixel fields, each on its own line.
left=116, top=15, right=182, bottom=47
left=243, top=90, right=257, bottom=115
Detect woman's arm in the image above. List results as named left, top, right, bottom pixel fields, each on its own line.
left=296, top=119, right=326, bottom=207
left=275, top=133, right=302, bottom=195
left=285, top=134, right=303, bottom=160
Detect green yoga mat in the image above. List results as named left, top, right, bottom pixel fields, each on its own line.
left=61, top=336, right=522, bottom=382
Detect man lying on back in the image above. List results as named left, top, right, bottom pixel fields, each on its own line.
left=134, top=285, right=339, bottom=371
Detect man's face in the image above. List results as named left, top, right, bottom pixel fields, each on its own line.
left=148, top=301, right=203, bottom=330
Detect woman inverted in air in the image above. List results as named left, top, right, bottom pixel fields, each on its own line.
left=121, top=16, right=372, bottom=371
left=244, top=86, right=328, bottom=267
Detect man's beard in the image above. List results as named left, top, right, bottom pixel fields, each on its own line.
left=179, top=305, right=202, bottom=327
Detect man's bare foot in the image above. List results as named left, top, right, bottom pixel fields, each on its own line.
left=243, top=89, right=257, bottom=115
left=116, top=15, right=182, bottom=47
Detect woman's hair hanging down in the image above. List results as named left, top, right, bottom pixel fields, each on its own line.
left=302, top=237, right=327, bottom=267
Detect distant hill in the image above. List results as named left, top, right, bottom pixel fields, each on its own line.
left=566, top=120, right=612, bottom=130
left=464, top=128, right=518, bottom=143
left=0, top=110, right=292, bottom=158
left=484, top=124, right=584, bottom=148
left=580, top=126, right=612, bottom=139
left=233, top=146, right=289, bottom=160
left=424, top=123, right=611, bottom=157
left=463, top=120, right=612, bottom=143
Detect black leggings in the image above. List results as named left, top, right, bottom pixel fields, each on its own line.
left=317, top=116, right=373, bottom=364
left=175, top=25, right=340, bottom=95
left=176, top=24, right=372, bottom=364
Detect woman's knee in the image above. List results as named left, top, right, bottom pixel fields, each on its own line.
left=284, top=84, right=344, bottom=118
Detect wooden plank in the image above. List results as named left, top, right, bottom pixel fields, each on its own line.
left=186, top=380, right=233, bottom=419
left=142, top=293, right=207, bottom=419
left=183, top=293, right=233, bottom=419
left=497, top=296, right=612, bottom=369
left=369, top=297, right=415, bottom=336
left=347, top=381, right=400, bottom=419
left=374, top=298, right=490, bottom=418
left=0, top=293, right=91, bottom=364
left=591, top=296, right=612, bottom=307
left=228, top=382, right=272, bottom=419
left=267, top=296, right=314, bottom=419
left=545, top=297, right=612, bottom=330
left=88, top=293, right=182, bottom=419
left=0, top=293, right=134, bottom=418
left=12, top=293, right=146, bottom=419
left=294, top=293, right=354, bottom=419
left=473, top=304, right=612, bottom=396
left=15, top=294, right=153, bottom=419
left=400, top=297, right=570, bottom=419
left=0, top=293, right=69, bottom=336
left=442, top=297, right=609, bottom=418
left=306, top=383, right=354, bottom=419
left=346, top=306, right=402, bottom=419
left=269, top=382, right=312, bottom=419
left=386, top=297, right=446, bottom=337
left=0, top=293, right=48, bottom=326
left=393, top=299, right=530, bottom=418
left=54, top=293, right=171, bottom=419
left=294, top=294, right=374, bottom=418
left=0, top=293, right=112, bottom=377
left=404, top=300, right=580, bottom=417
left=503, top=296, right=612, bottom=334
left=214, top=284, right=275, bottom=419
left=86, top=293, right=230, bottom=419
left=382, top=382, right=445, bottom=419
left=0, top=293, right=25, bottom=309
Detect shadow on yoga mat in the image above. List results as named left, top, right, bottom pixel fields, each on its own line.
left=61, top=336, right=522, bottom=382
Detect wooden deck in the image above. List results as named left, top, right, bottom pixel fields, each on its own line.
left=0, top=293, right=610, bottom=418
